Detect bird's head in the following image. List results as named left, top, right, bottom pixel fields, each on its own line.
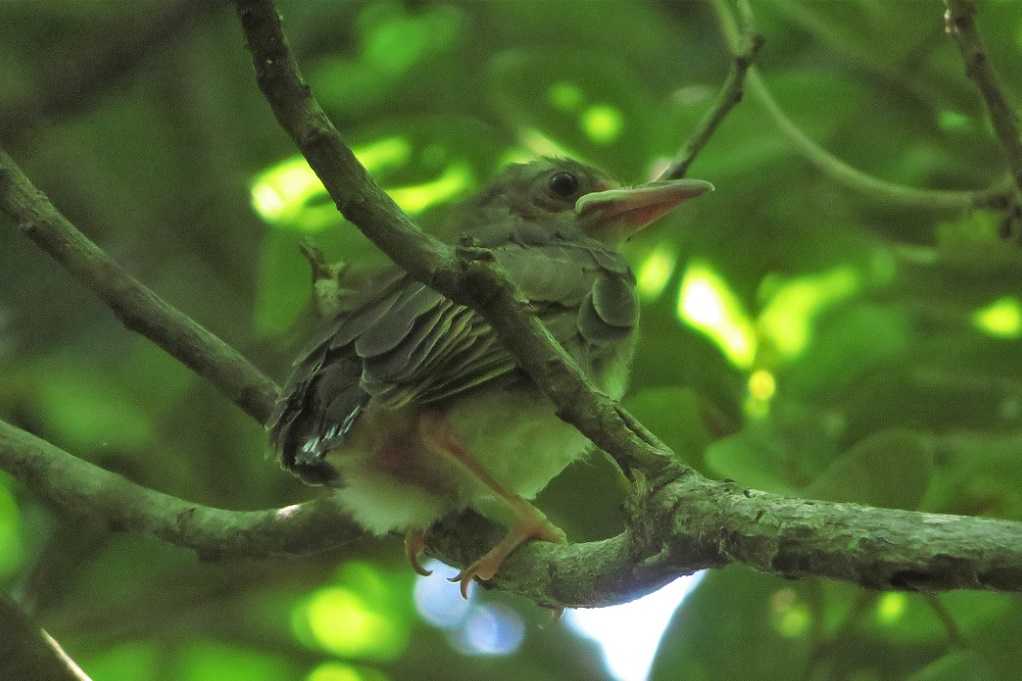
left=470, top=157, right=713, bottom=245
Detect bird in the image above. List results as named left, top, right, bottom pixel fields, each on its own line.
left=269, top=157, right=712, bottom=596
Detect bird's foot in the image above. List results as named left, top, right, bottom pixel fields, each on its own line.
left=449, top=514, right=567, bottom=599
left=404, top=528, right=432, bottom=576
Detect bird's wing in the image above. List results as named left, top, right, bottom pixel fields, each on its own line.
left=270, top=229, right=637, bottom=481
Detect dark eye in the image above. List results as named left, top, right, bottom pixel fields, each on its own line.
left=548, top=171, right=579, bottom=198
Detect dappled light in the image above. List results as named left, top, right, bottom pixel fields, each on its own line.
left=677, top=260, right=757, bottom=368
left=3, top=1, right=1022, bottom=680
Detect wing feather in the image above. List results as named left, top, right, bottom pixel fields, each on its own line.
left=271, top=224, right=638, bottom=484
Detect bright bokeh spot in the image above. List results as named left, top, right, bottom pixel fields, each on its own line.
left=769, top=588, right=811, bottom=638
left=581, top=104, right=624, bottom=144
left=973, top=296, right=1022, bottom=339
left=677, top=261, right=757, bottom=368
left=777, top=607, right=811, bottom=638
left=519, top=127, right=577, bottom=159
left=307, top=661, right=390, bottom=681
left=296, top=586, right=406, bottom=660
left=876, top=592, right=907, bottom=624
left=250, top=137, right=411, bottom=230
left=748, top=369, right=776, bottom=401
left=0, top=480, right=24, bottom=579
left=449, top=603, right=525, bottom=656
left=388, top=162, right=473, bottom=214
left=568, top=574, right=703, bottom=681
left=636, top=245, right=677, bottom=300
left=548, top=81, right=584, bottom=112
left=293, top=562, right=411, bottom=662
left=414, top=559, right=473, bottom=629
left=757, top=266, right=861, bottom=359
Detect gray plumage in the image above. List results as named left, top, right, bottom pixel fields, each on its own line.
left=270, top=218, right=637, bottom=484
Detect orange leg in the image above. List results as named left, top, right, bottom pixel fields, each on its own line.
left=404, top=528, right=432, bottom=576
left=418, top=410, right=567, bottom=598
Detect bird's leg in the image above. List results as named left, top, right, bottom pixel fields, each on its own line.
left=404, top=528, right=432, bottom=576
left=418, top=410, right=567, bottom=598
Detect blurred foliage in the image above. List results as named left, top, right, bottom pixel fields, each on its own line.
left=2, top=1, right=1022, bottom=680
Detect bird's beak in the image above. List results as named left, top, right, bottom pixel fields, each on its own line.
left=575, top=178, right=714, bottom=241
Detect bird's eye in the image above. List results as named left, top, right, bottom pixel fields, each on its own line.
left=548, top=171, right=579, bottom=198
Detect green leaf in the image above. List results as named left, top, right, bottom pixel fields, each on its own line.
left=704, top=430, right=796, bottom=494
left=905, top=651, right=992, bottom=681
left=806, top=429, right=932, bottom=509
left=651, top=569, right=811, bottom=681
left=624, top=386, right=714, bottom=469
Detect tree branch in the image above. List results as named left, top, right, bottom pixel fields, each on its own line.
left=0, top=149, right=280, bottom=425
left=711, top=0, right=1010, bottom=212
left=225, top=0, right=1022, bottom=606
left=662, top=0, right=764, bottom=179
left=0, top=592, right=92, bottom=681
left=3, top=417, right=1022, bottom=610
left=1, top=0, right=1019, bottom=615
left=945, top=0, right=1022, bottom=228
left=0, top=419, right=360, bottom=559
left=233, top=0, right=672, bottom=475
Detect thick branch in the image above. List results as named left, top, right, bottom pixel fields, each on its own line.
left=0, top=149, right=280, bottom=424
left=4, top=418, right=1022, bottom=609
left=945, top=0, right=1022, bottom=197
left=662, top=0, right=764, bottom=179
left=233, top=0, right=672, bottom=474
left=0, top=593, right=92, bottom=681
left=712, top=0, right=1009, bottom=212
left=0, top=419, right=360, bottom=559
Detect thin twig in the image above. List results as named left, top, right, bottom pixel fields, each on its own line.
left=662, top=0, right=764, bottom=179
left=0, top=149, right=280, bottom=424
left=711, top=0, right=1009, bottom=212
left=0, top=592, right=92, bottom=681
left=924, top=593, right=967, bottom=649
left=945, top=0, right=1022, bottom=231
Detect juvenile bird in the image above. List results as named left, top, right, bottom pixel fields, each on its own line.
left=270, top=158, right=712, bottom=595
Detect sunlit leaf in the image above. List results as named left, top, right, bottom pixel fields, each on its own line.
left=972, top=296, right=1022, bottom=339
left=0, top=480, right=24, bottom=579
left=677, top=260, right=757, bottom=369
left=757, top=265, right=863, bottom=360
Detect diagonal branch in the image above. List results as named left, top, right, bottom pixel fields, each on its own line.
left=661, top=0, right=764, bottom=179
left=0, top=419, right=360, bottom=559
left=0, top=149, right=280, bottom=424
left=0, top=592, right=92, bottom=681
left=233, top=0, right=672, bottom=475
left=0, top=0, right=1019, bottom=614
left=945, top=0, right=1022, bottom=230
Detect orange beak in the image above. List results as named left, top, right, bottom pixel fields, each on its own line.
left=575, top=178, right=714, bottom=241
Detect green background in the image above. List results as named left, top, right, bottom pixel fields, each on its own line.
left=2, top=1, right=1022, bottom=680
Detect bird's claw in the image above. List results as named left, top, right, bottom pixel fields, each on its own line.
left=447, top=516, right=567, bottom=599
left=404, top=528, right=432, bottom=577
